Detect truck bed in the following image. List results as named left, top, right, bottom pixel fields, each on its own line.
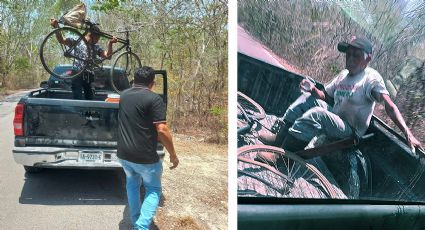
left=238, top=52, right=425, bottom=202
left=13, top=88, right=164, bottom=170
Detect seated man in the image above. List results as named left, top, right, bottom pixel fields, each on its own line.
left=265, top=36, right=423, bottom=154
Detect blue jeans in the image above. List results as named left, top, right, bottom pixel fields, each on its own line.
left=119, top=158, right=163, bottom=230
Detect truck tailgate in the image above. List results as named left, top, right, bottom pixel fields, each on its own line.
left=24, top=98, right=119, bottom=147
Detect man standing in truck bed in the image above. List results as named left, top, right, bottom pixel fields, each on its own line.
left=117, top=66, right=179, bottom=230
left=50, top=18, right=117, bottom=100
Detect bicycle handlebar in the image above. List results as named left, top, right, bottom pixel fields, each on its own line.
left=84, top=19, right=99, bottom=26
left=237, top=104, right=254, bottom=135
left=237, top=122, right=253, bottom=135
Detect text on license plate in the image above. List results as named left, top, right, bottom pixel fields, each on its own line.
left=79, top=152, right=104, bottom=163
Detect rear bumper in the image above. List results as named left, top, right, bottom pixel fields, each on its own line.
left=13, top=146, right=165, bottom=169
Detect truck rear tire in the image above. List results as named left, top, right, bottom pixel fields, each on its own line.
left=24, top=166, right=43, bottom=173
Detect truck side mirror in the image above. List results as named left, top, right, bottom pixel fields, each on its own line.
left=40, top=81, right=48, bottom=88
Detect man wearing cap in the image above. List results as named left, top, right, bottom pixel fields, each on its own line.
left=266, top=36, right=423, bottom=154
left=50, top=18, right=118, bottom=100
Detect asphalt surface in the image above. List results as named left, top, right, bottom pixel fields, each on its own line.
left=0, top=91, right=134, bottom=230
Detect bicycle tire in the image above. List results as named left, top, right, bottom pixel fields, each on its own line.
left=40, top=27, right=90, bottom=79
left=237, top=104, right=251, bottom=133
left=237, top=92, right=265, bottom=120
left=237, top=144, right=340, bottom=199
left=237, top=103, right=259, bottom=146
left=110, top=51, right=142, bottom=94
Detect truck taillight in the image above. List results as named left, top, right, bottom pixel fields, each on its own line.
left=13, top=103, right=24, bottom=136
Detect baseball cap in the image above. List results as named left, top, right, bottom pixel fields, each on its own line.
left=337, top=36, right=373, bottom=54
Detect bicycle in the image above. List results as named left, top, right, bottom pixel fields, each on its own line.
left=39, top=19, right=141, bottom=94
left=236, top=94, right=343, bottom=198
left=237, top=144, right=342, bottom=198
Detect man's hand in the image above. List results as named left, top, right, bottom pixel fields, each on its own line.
left=381, top=93, right=424, bottom=154
left=103, top=36, right=119, bottom=59
left=299, top=78, right=315, bottom=93
left=405, top=130, right=424, bottom=154
left=50, top=18, right=59, bottom=28
left=155, top=123, right=179, bottom=169
left=299, top=78, right=329, bottom=102
left=169, top=154, right=179, bottom=169
left=109, top=36, right=118, bottom=44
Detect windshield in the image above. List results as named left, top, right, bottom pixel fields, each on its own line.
left=237, top=0, right=425, bottom=203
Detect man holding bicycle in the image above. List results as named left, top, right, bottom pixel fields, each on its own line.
left=265, top=36, right=423, bottom=154
left=50, top=18, right=118, bottom=100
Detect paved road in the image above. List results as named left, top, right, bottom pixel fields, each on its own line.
left=0, top=92, right=133, bottom=230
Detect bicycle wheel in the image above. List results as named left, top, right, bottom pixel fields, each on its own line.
left=110, top=51, right=142, bottom=94
left=40, top=27, right=90, bottom=79
left=237, top=92, right=265, bottom=120
left=237, top=103, right=260, bottom=147
left=237, top=104, right=251, bottom=133
left=238, top=104, right=253, bottom=147
left=237, top=145, right=340, bottom=198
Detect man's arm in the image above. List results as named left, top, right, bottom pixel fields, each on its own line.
left=100, top=37, right=118, bottom=59
left=50, top=18, right=72, bottom=46
left=380, top=93, right=423, bottom=152
left=155, top=122, right=179, bottom=169
left=301, top=79, right=334, bottom=105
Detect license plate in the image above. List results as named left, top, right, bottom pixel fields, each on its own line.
left=78, top=152, right=104, bottom=163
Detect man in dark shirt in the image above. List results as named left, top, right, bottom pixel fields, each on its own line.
left=117, top=66, right=179, bottom=230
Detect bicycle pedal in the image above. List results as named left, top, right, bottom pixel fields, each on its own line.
left=270, top=119, right=285, bottom=134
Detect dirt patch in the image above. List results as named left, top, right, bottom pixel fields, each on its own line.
left=153, top=134, right=228, bottom=230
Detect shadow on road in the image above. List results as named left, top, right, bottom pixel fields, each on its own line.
left=19, top=168, right=127, bottom=205
left=19, top=168, right=165, bottom=229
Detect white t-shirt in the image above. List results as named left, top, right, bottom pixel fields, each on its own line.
left=325, top=66, right=389, bottom=136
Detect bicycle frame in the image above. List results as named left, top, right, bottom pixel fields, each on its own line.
left=82, top=28, right=131, bottom=66
left=59, top=21, right=133, bottom=68
left=91, top=29, right=131, bottom=60
left=237, top=105, right=274, bottom=135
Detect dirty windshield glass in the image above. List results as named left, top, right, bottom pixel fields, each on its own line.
left=237, top=0, right=425, bottom=202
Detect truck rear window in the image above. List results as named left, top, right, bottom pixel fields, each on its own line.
left=49, top=65, right=128, bottom=92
